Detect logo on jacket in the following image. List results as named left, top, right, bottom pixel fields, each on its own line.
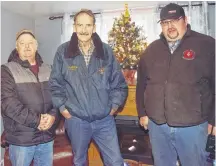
left=182, top=49, right=195, bottom=60
left=68, top=65, right=78, bottom=71
left=98, top=67, right=105, bottom=74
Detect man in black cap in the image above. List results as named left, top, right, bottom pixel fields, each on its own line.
left=136, top=3, right=215, bottom=166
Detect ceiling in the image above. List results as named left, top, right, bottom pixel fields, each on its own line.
left=1, top=1, right=169, bottom=19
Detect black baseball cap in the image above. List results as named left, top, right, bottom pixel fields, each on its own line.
left=158, top=3, right=185, bottom=23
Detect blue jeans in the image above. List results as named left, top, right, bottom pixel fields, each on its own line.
left=9, top=141, right=53, bottom=166
left=148, top=120, right=210, bottom=166
left=65, top=115, right=124, bottom=166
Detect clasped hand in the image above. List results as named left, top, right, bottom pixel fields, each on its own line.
left=37, top=114, right=55, bottom=131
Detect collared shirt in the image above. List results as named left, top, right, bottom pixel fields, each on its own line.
left=78, top=41, right=95, bottom=67
left=168, top=39, right=181, bottom=54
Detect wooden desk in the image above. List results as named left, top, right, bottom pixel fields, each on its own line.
left=118, top=86, right=137, bottom=116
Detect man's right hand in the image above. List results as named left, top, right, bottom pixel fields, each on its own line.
left=61, top=109, right=72, bottom=119
left=140, top=116, right=149, bottom=130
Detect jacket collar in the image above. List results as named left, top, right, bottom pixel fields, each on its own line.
left=64, top=32, right=105, bottom=60
left=8, top=49, right=43, bottom=68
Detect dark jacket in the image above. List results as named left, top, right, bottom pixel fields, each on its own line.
left=1, top=49, right=59, bottom=146
left=49, top=33, right=128, bottom=122
left=136, top=25, right=215, bottom=126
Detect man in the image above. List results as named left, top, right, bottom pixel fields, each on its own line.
left=136, top=3, right=215, bottom=166
left=1, top=29, right=59, bottom=166
left=49, top=9, right=128, bottom=166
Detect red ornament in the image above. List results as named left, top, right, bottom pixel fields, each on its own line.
left=182, top=49, right=195, bottom=60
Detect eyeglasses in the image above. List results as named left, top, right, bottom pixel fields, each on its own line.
left=160, top=17, right=183, bottom=27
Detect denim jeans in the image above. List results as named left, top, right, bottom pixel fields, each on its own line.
left=65, top=115, right=124, bottom=166
left=148, top=119, right=210, bottom=166
left=9, top=141, right=54, bottom=166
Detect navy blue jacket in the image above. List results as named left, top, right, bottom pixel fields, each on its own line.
left=49, top=38, right=128, bottom=122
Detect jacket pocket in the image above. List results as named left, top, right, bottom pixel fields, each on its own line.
left=167, top=84, right=202, bottom=124
left=11, top=120, right=16, bottom=132
left=144, top=84, right=165, bottom=119
left=178, top=85, right=201, bottom=113
left=2, top=118, right=16, bottom=133
left=199, top=82, right=213, bottom=118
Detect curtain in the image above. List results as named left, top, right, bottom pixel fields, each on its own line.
left=61, top=13, right=73, bottom=43
left=179, top=1, right=208, bottom=35
left=129, top=7, right=161, bottom=44
left=99, top=8, right=161, bottom=44
left=61, top=2, right=210, bottom=44
left=100, top=10, right=123, bottom=42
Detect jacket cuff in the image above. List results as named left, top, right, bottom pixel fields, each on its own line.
left=59, top=105, right=66, bottom=113
left=208, top=117, right=215, bottom=126
left=36, top=114, right=41, bottom=128
left=112, top=103, right=119, bottom=111
left=48, top=108, right=58, bottom=117
left=138, top=108, right=147, bottom=118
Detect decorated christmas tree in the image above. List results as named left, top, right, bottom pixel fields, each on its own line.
left=108, top=4, right=148, bottom=70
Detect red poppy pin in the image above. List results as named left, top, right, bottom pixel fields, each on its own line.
left=182, top=49, right=195, bottom=60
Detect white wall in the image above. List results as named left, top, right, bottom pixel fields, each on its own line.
left=1, top=8, right=35, bottom=64
left=1, top=8, right=35, bottom=161
left=1, top=8, right=62, bottom=65
left=35, top=18, right=62, bottom=65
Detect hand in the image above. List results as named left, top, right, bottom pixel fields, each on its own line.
left=208, top=124, right=215, bottom=135
left=38, top=114, right=48, bottom=130
left=110, top=109, right=117, bottom=115
left=140, top=116, right=149, bottom=130
left=61, top=109, right=72, bottom=119
left=38, top=114, right=55, bottom=131
left=43, top=114, right=55, bottom=130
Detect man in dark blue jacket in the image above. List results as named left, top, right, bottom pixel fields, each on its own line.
left=49, top=9, right=128, bottom=166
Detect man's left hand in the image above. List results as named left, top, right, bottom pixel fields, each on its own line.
left=39, top=114, right=55, bottom=131
left=208, top=124, right=215, bottom=135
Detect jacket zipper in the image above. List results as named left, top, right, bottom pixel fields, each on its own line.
left=163, top=39, right=185, bottom=119
left=29, top=68, right=46, bottom=141
left=33, top=71, right=44, bottom=114
left=164, top=52, right=171, bottom=120
left=85, top=57, right=93, bottom=121
left=161, top=29, right=189, bottom=122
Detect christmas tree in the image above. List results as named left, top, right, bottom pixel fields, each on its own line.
left=108, top=4, right=148, bottom=69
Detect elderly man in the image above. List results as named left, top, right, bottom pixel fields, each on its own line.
left=136, top=3, right=215, bottom=166
left=1, top=29, right=59, bottom=166
left=49, top=9, right=128, bottom=166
